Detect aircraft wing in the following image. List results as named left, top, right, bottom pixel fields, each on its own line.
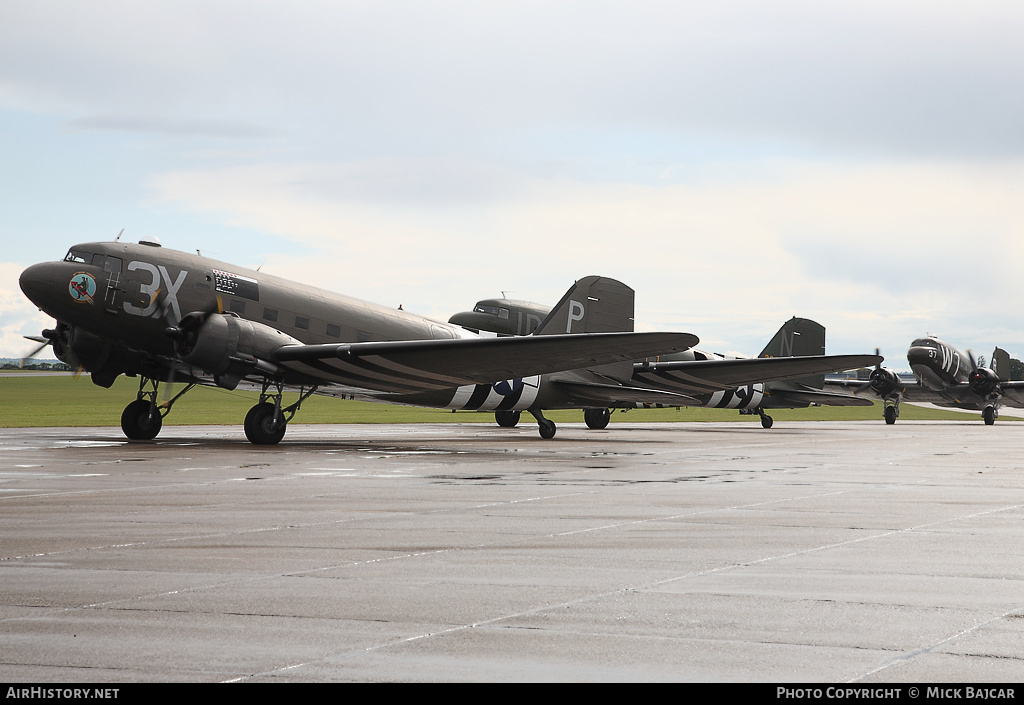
left=272, top=331, right=699, bottom=393
left=550, top=380, right=700, bottom=406
left=823, top=378, right=973, bottom=405
left=632, top=354, right=882, bottom=394
left=997, top=381, right=1024, bottom=406
left=766, top=388, right=876, bottom=407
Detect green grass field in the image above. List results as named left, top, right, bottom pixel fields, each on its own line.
left=0, top=373, right=1000, bottom=428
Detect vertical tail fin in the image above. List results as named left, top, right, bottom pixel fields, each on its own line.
left=534, top=276, right=634, bottom=335
left=534, top=276, right=635, bottom=383
left=992, top=347, right=1011, bottom=380
left=760, top=317, right=827, bottom=389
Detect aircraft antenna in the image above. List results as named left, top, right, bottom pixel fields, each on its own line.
left=114, top=228, right=124, bottom=242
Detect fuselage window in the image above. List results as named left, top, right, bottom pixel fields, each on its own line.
left=103, top=256, right=123, bottom=274
left=357, top=330, right=371, bottom=343
left=326, top=324, right=341, bottom=338
left=263, top=307, right=278, bottom=322
left=230, top=299, right=246, bottom=314
left=295, top=316, right=310, bottom=330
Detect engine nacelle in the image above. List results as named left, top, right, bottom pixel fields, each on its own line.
left=969, top=367, right=1000, bottom=396
left=50, top=324, right=148, bottom=388
left=869, top=367, right=901, bottom=397
left=178, top=313, right=301, bottom=390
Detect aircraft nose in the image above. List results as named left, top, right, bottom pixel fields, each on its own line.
left=19, top=262, right=63, bottom=309
left=906, top=345, right=932, bottom=366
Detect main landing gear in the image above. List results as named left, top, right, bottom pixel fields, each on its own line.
left=243, top=380, right=319, bottom=445
left=120, top=375, right=197, bottom=441
left=494, top=409, right=521, bottom=428
left=883, top=400, right=899, bottom=425
left=583, top=407, right=611, bottom=430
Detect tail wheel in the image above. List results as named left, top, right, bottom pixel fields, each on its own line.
left=538, top=419, right=556, bottom=439
left=121, top=399, right=163, bottom=440
left=244, top=403, right=287, bottom=445
left=583, top=408, right=611, bottom=430
left=495, top=410, right=521, bottom=428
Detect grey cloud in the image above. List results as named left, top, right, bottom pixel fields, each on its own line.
left=3, top=2, right=1024, bottom=160
left=66, top=115, right=280, bottom=139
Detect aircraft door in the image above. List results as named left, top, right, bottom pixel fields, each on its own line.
left=92, top=254, right=125, bottom=314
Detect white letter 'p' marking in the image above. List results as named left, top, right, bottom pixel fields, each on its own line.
left=567, top=300, right=585, bottom=333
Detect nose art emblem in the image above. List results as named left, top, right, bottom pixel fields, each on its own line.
left=69, top=272, right=97, bottom=304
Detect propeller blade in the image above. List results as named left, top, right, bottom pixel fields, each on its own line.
left=18, top=330, right=58, bottom=369
left=158, top=365, right=176, bottom=408
left=152, top=287, right=181, bottom=330
left=19, top=341, right=50, bottom=369
left=850, top=381, right=874, bottom=396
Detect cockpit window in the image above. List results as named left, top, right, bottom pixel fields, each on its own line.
left=474, top=304, right=501, bottom=316
left=499, top=308, right=510, bottom=320
left=64, top=249, right=92, bottom=264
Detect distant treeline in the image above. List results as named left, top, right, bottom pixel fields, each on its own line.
left=0, top=361, right=72, bottom=371
left=1011, top=358, right=1024, bottom=381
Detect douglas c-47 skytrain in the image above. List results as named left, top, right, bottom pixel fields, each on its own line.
left=446, top=283, right=882, bottom=430
left=825, top=336, right=1024, bottom=424
left=19, top=238, right=700, bottom=442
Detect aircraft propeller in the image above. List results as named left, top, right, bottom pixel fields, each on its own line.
left=19, top=335, right=52, bottom=369
left=850, top=348, right=882, bottom=396
left=159, top=290, right=223, bottom=355
left=155, top=290, right=223, bottom=405
left=19, top=324, right=82, bottom=376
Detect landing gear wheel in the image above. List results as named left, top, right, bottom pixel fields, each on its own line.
left=583, top=408, right=611, bottom=430
left=760, top=414, right=774, bottom=429
left=884, top=405, right=897, bottom=425
left=538, top=419, right=556, bottom=439
left=121, top=399, right=163, bottom=440
left=983, top=407, right=997, bottom=425
left=495, top=410, right=521, bottom=428
left=244, top=403, right=287, bottom=445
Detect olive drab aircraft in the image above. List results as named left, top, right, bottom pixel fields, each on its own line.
left=824, top=336, right=1024, bottom=425
left=18, top=238, right=700, bottom=443
left=444, top=284, right=882, bottom=430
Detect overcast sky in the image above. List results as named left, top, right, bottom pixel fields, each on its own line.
left=3, top=1, right=1024, bottom=369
